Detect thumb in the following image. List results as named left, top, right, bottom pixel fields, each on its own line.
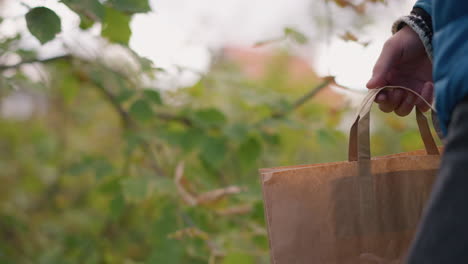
left=367, top=39, right=401, bottom=89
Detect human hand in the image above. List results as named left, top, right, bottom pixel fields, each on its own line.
left=367, top=26, right=433, bottom=116
left=360, top=253, right=401, bottom=264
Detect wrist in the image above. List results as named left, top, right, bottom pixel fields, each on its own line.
left=392, top=7, right=433, bottom=61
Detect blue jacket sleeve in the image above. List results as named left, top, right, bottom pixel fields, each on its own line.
left=414, top=0, right=432, bottom=15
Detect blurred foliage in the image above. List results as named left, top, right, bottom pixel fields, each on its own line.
left=0, top=0, right=433, bottom=263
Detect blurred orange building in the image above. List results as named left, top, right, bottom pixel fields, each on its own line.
left=220, top=46, right=349, bottom=110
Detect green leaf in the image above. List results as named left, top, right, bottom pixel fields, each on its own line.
left=158, top=126, right=204, bottom=151
left=127, top=50, right=155, bottom=73
left=238, top=137, right=262, bottom=169
left=224, top=123, right=249, bottom=141
left=17, top=49, right=37, bottom=61
left=143, top=89, right=162, bottom=105
left=121, top=177, right=148, bottom=202
left=261, top=131, right=281, bottom=145
left=124, top=131, right=145, bottom=154
left=149, top=202, right=183, bottom=263
left=59, top=74, right=80, bottom=103
left=179, top=128, right=204, bottom=151
left=401, top=130, right=423, bottom=151
left=0, top=215, right=28, bottom=233
left=252, top=200, right=266, bottom=223
left=139, top=56, right=154, bottom=72
left=200, top=136, right=227, bottom=169
left=26, top=7, right=62, bottom=44
left=153, top=177, right=177, bottom=196
left=148, top=236, right=183, bottom=264
left=253, top=234, right=269, bottom=249
left=108, top=0, right=151, bottom=14
left=187, top=80, right=205, bottom=97
left=62, top=0, right=105, bottom=21
left=98, top=177, right=121, bottom=194
left=109, top=193, right=125, bottom=219
left=0, top=34, right=20, bottom=54
left=284, top=27, right=308, bottom=44
left=102, top=7, right=131, bottom=45
left=153, top=202, right=179, bottom=240
left=93, top=159, right=114, bottom=180
left=317, top=129, right=335, bottom=146
left=116, top=89, right=135, bottom=103
left=79, top=15, right=95, bottom=30
left=68, top=156, right=114, bottom=180
left=222, top=252, right=254, bottom=264
left=129, top=99, right=154, bottom=121
left=68, top=156, right=94, bottom=176
left=51, top=60, right=80, bottom=103
left=192, top=108, right=226, bottom=128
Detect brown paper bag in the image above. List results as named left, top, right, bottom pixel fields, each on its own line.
left=260, top=88, right=441, bottom=264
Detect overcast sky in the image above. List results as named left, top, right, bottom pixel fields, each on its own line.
left=2, top=0, right=414, bottom=89
left=130, top=0, right=413, bottom=89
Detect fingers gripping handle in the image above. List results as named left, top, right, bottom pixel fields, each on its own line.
left=348, top=87, right=440, bottom=162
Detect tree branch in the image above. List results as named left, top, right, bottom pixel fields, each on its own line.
left=155, top=112, right=193, bottom=126
left=90, top=77, right=167, bottom=176
left=271, top=76, right=334, bottom=119
left=1, top=55, right=194, bottom=129
left=2, top=54, right=176, bottom=177
left=93, top=82, right=134, bottom=129
left=99, top=89, right=166, bottom=175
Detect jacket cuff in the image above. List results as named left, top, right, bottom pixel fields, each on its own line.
left=392, top=7, right=433, bottom=61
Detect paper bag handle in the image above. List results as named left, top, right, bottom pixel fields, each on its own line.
left=348, top=86, right=441, bottom=162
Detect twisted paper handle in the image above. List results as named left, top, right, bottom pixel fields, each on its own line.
left=349, top=86, right=440, bottom=162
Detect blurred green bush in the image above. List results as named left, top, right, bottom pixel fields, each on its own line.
left=0, top=0, right=432, bottom=263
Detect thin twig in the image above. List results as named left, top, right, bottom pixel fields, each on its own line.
left=141, top=143, right=166, bottom=176
left=1, top=54, right=171, bottom=178
left=83, top=63, right=167, bottom=176
left=174, top=161, right=244, bottom=206
left=1, top=55, right=194, bottom=129
left=93, top=82, right=166, bottom=176
left=93, top=82, right=134, bottom=129
left=271, top=76, right=334, bottom=118
left=156, top=112, right=193, bottom=126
